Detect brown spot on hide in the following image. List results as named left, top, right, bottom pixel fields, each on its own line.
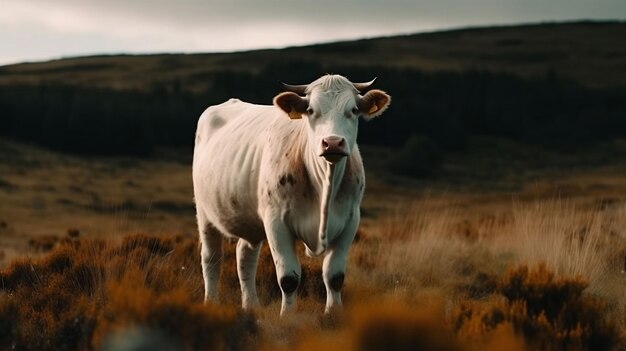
left=210, top=115, right=225, bottom=128
left=279, top=174, right=296, bottom=187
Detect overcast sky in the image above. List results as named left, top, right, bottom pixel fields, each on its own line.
left=1, top=0, right=625, bottom=65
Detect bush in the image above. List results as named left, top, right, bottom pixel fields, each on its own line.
left=0, top=234, right=256, bottom=351
left=1, top=235, right=621, bottom=350
left=452, top=263, right=618, bottom=351
left=0, top=233, right=333, bottom=350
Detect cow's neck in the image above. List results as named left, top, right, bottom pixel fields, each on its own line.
left=303, top=140, right=347, bottom=255
left=302, top=141, right=347, bottom=201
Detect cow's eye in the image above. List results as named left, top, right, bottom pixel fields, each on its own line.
left=306, top=107, right=314, bottom=115
left=351, top=107, right=359, bottom=115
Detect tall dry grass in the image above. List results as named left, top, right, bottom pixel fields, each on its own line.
left=365, top=198, right=625, bottom=296
left=493, top=200, right=622, bottom=289
left=354, top=200, right=501, bottom=300
left=349, top=198, right=624, bottom=349
left=489, top=200, right=626, bottom=340
left=1, top=198, right=624, bottom=350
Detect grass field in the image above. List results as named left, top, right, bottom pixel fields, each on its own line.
left=1, top=138, right=626, bottom=350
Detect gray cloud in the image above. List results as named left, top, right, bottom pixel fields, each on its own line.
left=22, top=0, right=622, bottom=26
left=1, top=0, right=625, bottom=64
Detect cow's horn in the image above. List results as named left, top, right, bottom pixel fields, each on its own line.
left=352, top=78, right=377, bottom=92
left=281, top=83, right=308, bottom=95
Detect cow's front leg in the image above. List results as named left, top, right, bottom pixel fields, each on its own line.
left=263, top=216, right=301, bottom=315
left=322, top=211, right=359, bottom=314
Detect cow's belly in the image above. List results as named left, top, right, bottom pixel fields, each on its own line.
left=195, top=169, right=266, bottom=244
left=210, top=204, right=266, bottom=244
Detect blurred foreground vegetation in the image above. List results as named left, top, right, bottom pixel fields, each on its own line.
left=2, top=204, right=623, bottom=351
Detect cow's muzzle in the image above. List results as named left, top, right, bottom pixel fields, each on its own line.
left=320, top=136, right=348, bottom=162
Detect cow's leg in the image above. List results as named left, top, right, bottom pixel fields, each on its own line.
left=322, top=211, right=359, bottom=314
left=264, top=217, right=301, bottom=315
left=236, top=239, right=263, bottom=309
left=198, top=213, right=223, bottom=303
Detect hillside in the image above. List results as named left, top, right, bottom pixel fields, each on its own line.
left=1, top=21, right=625, bottom=157
left=1, top=21, right=625, bottom=91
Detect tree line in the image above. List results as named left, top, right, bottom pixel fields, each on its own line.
left=1, top=61, right=625, bottom=156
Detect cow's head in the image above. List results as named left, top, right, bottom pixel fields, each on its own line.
left=274, top=75, right=391, bottom=163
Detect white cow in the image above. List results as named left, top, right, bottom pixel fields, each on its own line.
left=192, top=74, right=390, bottom=314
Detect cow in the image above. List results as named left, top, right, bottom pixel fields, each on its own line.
left=192, top=74, right=391, bottom=315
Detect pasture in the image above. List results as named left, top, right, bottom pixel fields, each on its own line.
left=1, top=137, right=625, bottom=350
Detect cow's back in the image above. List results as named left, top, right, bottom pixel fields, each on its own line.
left=193, top=99, right=280, bottom=243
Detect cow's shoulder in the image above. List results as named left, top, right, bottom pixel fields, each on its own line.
left=262, top=118, right=306, bottom=166
left=258, top=123, right=314, bottom=203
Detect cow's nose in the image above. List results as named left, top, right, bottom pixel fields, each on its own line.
left=322, top=136, right=345, bottom=154
left=320, top=136, right=348, bottom=162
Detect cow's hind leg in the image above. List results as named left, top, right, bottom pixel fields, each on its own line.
left=198, top=212, right=223, bottom=303
left=237, top=239, right=263, bottom=309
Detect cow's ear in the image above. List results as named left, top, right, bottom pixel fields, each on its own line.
left=358, top=89, right=391, bottom=120
left=273, top=92, right=308, bottom=120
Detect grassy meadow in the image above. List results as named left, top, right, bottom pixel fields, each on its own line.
left=1, top=137, right=626, bottom=350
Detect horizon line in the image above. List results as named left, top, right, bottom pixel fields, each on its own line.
left=1, top=18, right=623, bottom=67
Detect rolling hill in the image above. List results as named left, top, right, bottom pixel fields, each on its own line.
left=1, top=21, right=625, bottom=91
left=0, top=21, right=625, bottom=157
